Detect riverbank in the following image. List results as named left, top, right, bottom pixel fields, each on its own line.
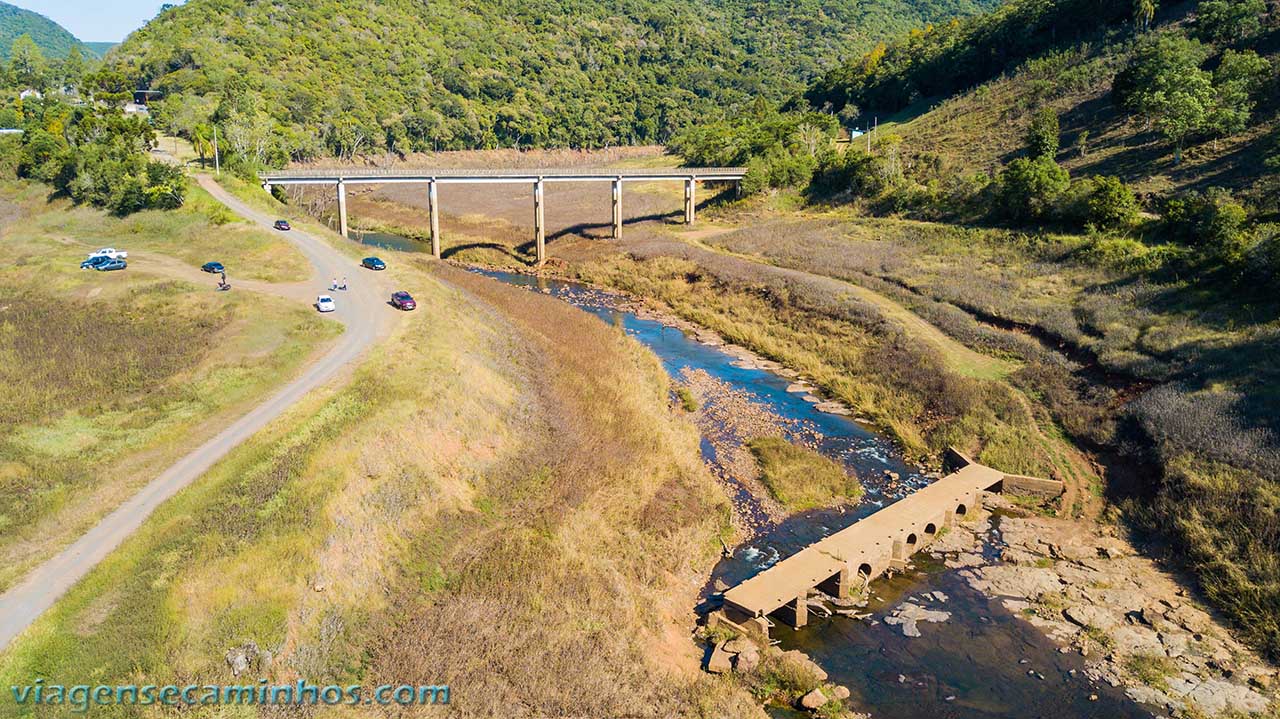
left=274, top=176, right=1277, bottom=717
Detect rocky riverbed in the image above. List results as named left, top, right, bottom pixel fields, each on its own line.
left=928, top=495, right=1276, bottom=716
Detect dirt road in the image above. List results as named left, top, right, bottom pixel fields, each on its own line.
left=0, top=175, right=396, bottom=650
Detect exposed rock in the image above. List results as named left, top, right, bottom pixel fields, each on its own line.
left=944, top=552, right=985, bottom=569
left=723, top=638, right=752, bottom=654
left=884, top=602, right=951, bottom=638
left=1063, top=605, right=1120, bottom=631
left=1110, top=625, right=1164, bottom=657
left=225, top=642, right=259, bottom=677
left=963, top=565, right=1061, bottom=600
left=779, top=650, right=829, bottom=682
left=799, top=688, right=828, bottom=710
left=707, top=641, right=733, bottom=674
left=832, top=685, right=851, bottom=700
left=733, top=648, right=761, bottom=672
left=1166, top=676, right=1270, bottom=715
left=814, top=401, right=852, bottom=416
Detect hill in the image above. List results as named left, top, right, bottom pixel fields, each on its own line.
left=0, top=2, right=88, bottom=59
left=106, top=0, right=998, bottom=166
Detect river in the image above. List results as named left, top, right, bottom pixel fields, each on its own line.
left=353, top=234, right=1151, bottom=718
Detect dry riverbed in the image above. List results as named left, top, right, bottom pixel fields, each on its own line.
left=915, top=495, right=1275, bottom=716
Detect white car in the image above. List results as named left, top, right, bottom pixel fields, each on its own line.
left=87, top=247, right=128, bottom=260
left=315, top=295, right=336, bottom=313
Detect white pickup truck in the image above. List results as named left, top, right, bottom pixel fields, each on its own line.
left=87, top=247, right=128, bottom=260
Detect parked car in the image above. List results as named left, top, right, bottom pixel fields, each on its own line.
left=87, top=247, right=128, bottom=260
left=80, top=255, right=110, bottom=270
left=95, top=258, right=127, bottom=271
left=315, top=295, right=336, bottom=313
left=201, top=261, right=225, bottom=273
left=273, top=219, right=291, bottom=231
left=390, top=291, right=416, bottom=311
left=361, top=257, right=386, bottom=270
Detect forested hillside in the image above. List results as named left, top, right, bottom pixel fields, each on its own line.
left=0, top=2, right=88, bottom=59
left=676, top=0, right=1280, bottom=659
left=107, top=0, right=997, bottom=168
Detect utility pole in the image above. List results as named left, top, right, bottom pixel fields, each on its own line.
left=213, top=125, right=220, bottom=176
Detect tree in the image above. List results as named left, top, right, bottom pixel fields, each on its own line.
left=1195, top=0, right=1266, bottom=43
left=1113, top=35, right=1214, bottom=163
left=997, top=156, right=1070, bottom=222
left=1087, top=176, right=1140, bottom=229
left=9, top=35, right=47, bottom=90
left=1026, top=107, right=1060, bottom=159
left=1205, top=50, right=1271, bottom=146
left=1133, top=0, right=1157, bottom=32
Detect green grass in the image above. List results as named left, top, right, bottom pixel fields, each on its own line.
left=1124, top=653, right=1179, bottom=690
left=747, top=436, right=862, bottom=511
left=0, top=180, right=339, bottom=591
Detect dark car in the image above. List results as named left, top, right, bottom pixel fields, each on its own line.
left=361, top=257, right=386, bottom=271
left=390, top=291, right=416, bottom=311
left=80, top=256, right=110, bottom=270
left=201, top=261, right=225, bottom=273
left=273, top=219, right=291, bottom=231
left=95, top=258, right=127, bottom=271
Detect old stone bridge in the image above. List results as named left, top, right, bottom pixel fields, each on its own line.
left=718, top=449, right=1063, bottom=638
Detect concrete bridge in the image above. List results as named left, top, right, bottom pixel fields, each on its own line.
left=258, top=167, right=748, bottom=264
left=717, top=449, right=1063, bottom=638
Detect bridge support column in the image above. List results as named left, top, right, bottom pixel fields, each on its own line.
left=336, top=181, right=348, bottom=238
left=817, top=566, right=851, bottom=598
left=684, top=177, right=696, bottom=224
left=892, top=539, right=906, bottom=560
left=428, top=179, right=440, bottom=259
left=777, top=593, right=809, bottom=629
left=533, top=178, right=545, bottom=265
left=944, top=510, right=955, bottom=528
left=611, top=177, right=622, bottom=239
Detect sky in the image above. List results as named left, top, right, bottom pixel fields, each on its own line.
left=7, top=0, right=183, bottom=43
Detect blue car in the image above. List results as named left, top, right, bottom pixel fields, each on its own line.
left=202, top=261, right=225, bottom=273
left=361, top=257, right=386, bottom=270
left=81, top=256, right=110, bottom=270
left=95, top=258, right=127, bottom=271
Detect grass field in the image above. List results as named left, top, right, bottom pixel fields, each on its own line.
left=0, top=182, right=765, bottom=717
left=0, top=180, right=338, bottom=592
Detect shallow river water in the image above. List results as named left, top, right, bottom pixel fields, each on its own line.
left=353, top=234, right=1151, bottom=718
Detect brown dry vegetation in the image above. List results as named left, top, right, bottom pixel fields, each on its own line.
left=0, top=242, right=762, bottom=716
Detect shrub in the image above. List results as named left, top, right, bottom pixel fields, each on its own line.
left=1162, top=188, right=1251, bottom=259
left=1026, top=107, right=1060, bottom=159
left=1076, top=234, right=1175, bottom=273
left=1085, top=176, right=1140, bottom=230
left=810, top=149, right=887, bottom=198
left=1244, top=224, right=1280, bottom=286
left=1195, top=0, right=1266, bottom=43
left=997, top=156, right=1070, bottom=222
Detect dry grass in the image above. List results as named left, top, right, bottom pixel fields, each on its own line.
left=0, top=252, right=761, bottom=717
left=747, top=436, right=862, bottom=511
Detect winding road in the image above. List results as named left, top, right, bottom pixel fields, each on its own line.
left=0, top=175, right=396, bottom=651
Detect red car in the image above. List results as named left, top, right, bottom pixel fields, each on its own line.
left=390, top=291, right=416, bottom=311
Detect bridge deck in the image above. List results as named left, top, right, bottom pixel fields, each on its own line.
left=260, top=167, right=747, bottom=184
left=723, top=462, right=1005, bottom=619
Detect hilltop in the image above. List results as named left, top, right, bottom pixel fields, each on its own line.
left=0, top=2, right=93, bottom=59
left=106, top=0, right=997, bottom=167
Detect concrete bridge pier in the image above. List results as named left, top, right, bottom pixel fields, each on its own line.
left=428, top=179, right=441, bottom=259
left=336, top=181, right=349, bottom=238
left=684, top=177, right=696, bottom=224
left=533, top=178, right=546, bottom=265
left=775, top=593, right=809, bottom=629
left=611, top=178, right=622, bottom=239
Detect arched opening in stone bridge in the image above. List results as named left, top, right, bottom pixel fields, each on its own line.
left=905, top=532, right=918, bottom=549
left=956, top=503, right=968, bottom=516
left=924, top=522, right=938, bottom=536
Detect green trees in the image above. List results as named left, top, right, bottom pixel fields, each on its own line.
left=102, top=0, right=999, bottom=168
left=1115, top=35, right=1213, bottom=163
left=1163, top=188, right=1251, bottom=258
left=1206, top=50, right=1272, bottom=145
left=997, top=156, right=1070, bottom=221
left=1195, top=0, right=1266, bottom=43
left=1026, top=108, right=1061, bottom=159
left=1086, top=176, right=1140, bottom=229
left=7, top=98, right=187, bottom=215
